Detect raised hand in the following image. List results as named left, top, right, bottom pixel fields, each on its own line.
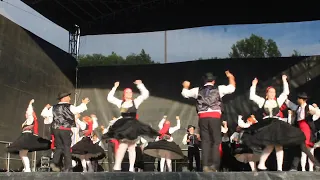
left=252, top=78, right=258, bottom=86
left=182, top=81, right=190, bottom=89
left=114, top=81, right=120, bottom=88
left=225, top=70, right=234, bottom=78
left=82, top=97, right=90, bottom=104
left=176, top=116, right=180, bottom=120
left=282, top=74, right=287, bottom=81
left=134, top=80, right=142, bottom=85
left=30, top=99, right=35, bottom=104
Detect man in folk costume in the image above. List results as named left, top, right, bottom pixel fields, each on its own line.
left=181, top=70, right=236, bottom=172
left=182, top=125, right=201, bottom=172
left=41, top=92, right=90, bottom=172
left=286, top=92, right=320, bottom=171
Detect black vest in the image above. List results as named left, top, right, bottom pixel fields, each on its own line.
left=51, top=103, right=75, bottom=129
left=187, top=133, right=200, bottom=147
left=120, top=100, right=137, bottom=118
left=261, top=100, right=280, bottom=117
left=196, top=85, right=222, bottom=112
left=293, top=105, right=317, bottom=142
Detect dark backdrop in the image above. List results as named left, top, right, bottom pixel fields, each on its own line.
left=0, top=14, right=77, bottom=170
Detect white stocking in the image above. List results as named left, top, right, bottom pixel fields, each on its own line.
left=160, top=158, right=166, bottom=172
left=127, top=143, right=136, bottom=172
left=19, top=150, right=30, bottom=172
left=301, top=152, right=307, bottom=171
left=165, top=159, right=172, bottom=172
left=309, top=148, right=315, bottom=171
left=257, top=145, right=273, bottom=170
left=275, top=145, right=283, bottom=171
left=113, top=143, right=128, bottom=171
left=80, top=155, right=87, bottom=172
left=85, top=156, right=93, bottom=172
left=249, top=161, right=256, bottom=171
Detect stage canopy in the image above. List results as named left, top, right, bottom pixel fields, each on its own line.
left=22, top=0, right=320, bottom=35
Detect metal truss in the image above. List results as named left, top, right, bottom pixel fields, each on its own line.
left=68, top=24, right=81, bottom=59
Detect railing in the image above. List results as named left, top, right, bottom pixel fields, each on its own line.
left=0, top=141, right=37, bottom=172
left=0, top=140, right=199, bottom=172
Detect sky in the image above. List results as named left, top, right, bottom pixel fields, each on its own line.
left=1, top=0, right=320, bottom=63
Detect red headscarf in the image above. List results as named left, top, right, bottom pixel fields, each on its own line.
left=159, top=121, right=170, bottom=139
left=32, top=111, right=39, bottom=135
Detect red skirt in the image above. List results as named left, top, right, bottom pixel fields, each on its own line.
left=298, top=120, right=314, bottom=148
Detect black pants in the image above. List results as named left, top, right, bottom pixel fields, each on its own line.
left=52, top=129, right=72, bottom=171
left=42, top=124, right=52, bottom=158
left=107, top=142, right=115, bottom=171
left=188, top=146, right=201, bottom=171
left=291, top=143, right=320, bottom=170
left=198, top=117, right=221, bottom=168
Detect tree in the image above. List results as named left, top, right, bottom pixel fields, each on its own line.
left=229, top=34, right=282, bottom=58
left=78, top=49, right=158, bottom=66
left=291, top=50, right=302, bottom=57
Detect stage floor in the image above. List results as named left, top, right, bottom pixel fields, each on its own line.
left=0, top=172, right=320, bottom=180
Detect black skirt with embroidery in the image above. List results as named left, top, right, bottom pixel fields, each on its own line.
left=102, top=117, right=159, bottom=140
left=242, top=118, right=306, bottom=148
left=7, top=132, right=51, bottom=154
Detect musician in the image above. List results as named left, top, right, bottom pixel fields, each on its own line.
left=182, top=125, right=201, bottom=171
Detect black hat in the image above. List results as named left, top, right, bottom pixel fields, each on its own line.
left=203, top=72, right=217, bottom=82
left=187, top=125, right=196, bottom=131
left=297, top=92, right=309, bottom=99
left=57, top=92, right=71, bottom=100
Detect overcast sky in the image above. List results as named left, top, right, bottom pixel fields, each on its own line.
left=1, top=0, right=320, bottom=63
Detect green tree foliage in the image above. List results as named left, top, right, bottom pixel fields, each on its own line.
left=78, top=49, right=158, bottom=66
left=229, top=34, right=282, bottom=58
left=291, top=50, right=302, bottom=57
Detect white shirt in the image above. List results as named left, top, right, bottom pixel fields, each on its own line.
left=107, top=83, right=149, bottom=109
left=22, top=104, right=34, bottom=127
left=92, top=117, right=99, bottom=130
left=230, top=132, right=243, bottom=144
left=155, top=118, right=181, bottom=142
left=40, top=102, right=88, bottom=124
left=181, top=83, right=235, bottom=114
left=249, top=81, right=289, bottom=118
left=285, top=100, right=320, bottom=121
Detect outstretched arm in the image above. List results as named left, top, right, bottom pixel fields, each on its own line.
left=70, top=98, right=89, bottom=115
left=158, top=116, right=166, bottom=129
left=181, top=80, right=199, bottom=99
left=249, top=78, right=265, bottom=108
left=107, top=82, right=122, bottom=108
left=219, top=70, right=236, bottom=98
left=277, top=75, right=290, bottom=106
left=169, top=116, right=181, bottom=134
left=133, top=80, right=149, bottom=108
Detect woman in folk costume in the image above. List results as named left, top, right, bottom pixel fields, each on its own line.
left=102, top=80, right=159, bottom=172
left=242, top=75, right=320, bottom=171
left=143, top=115, right=184, bottom=172
left=7, top=99, right=51, bottom=172
left=231, top=115, right=260, bottom=171
left=71, top=115, right=105, bottom=172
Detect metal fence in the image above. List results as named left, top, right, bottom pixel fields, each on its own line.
left=0, top=141, right=200, bottom=172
